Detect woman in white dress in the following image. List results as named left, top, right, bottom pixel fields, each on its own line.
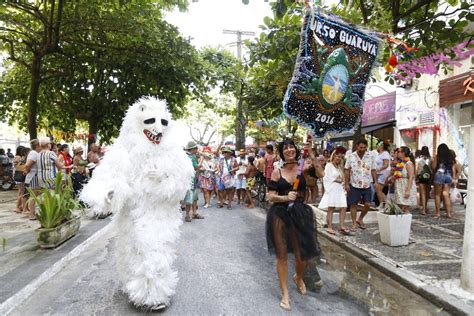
left=319, top=147, right=350, bottom=235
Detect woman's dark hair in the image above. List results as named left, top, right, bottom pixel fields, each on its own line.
left=0, top=149, right=5, bottom=155
left=277, top=139, right=300, bottom=162
left=265, top=144, right=274, bottom=152
left=450, top=149, right=456, bottom=160
left=399, top=146, right=415, bottom=164
left=420, top=146, right=430, bottom=158
left=356, top=138, right=368, bottom=146
left=248, top=156, right=255, bottom=166
left=436, top=143, right=453, bottom=168
left=415, top=149, right=421, bottom=158
left=15, top=146, right=25, bottom=156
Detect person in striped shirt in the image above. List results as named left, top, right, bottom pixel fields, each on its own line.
left=37, top=137, right=64, bottom=190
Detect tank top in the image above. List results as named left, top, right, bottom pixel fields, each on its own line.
left=268, top=169, right=307, bottom=203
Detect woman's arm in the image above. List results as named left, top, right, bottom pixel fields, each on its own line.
left=379, top=159, right=389, bottom=173
left=405, top=162, right=415, bottom=197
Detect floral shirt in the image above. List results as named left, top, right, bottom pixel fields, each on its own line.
left=344, top=151, right=376, bottom=189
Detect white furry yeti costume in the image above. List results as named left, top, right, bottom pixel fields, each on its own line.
left=80, top=97, right=194, bottom=310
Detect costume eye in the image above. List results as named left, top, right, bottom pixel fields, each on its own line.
left=161, top=119, right=168, bottom=126
left=144, top=118, right=155, bottom=124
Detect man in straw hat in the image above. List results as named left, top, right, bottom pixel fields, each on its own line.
left=183, top=141, right=204, bottom=222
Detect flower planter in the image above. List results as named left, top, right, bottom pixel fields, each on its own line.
left=35, top=216, right=81, bottom=249
left=376, top=212, right=412, bottom=246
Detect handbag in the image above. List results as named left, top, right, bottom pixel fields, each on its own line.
left=14, top=170, right=26, bottom=182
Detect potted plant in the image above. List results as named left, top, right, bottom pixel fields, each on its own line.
left=28, top=173, right=82, bottom=249
left=376, top=201, right=412, bottom=246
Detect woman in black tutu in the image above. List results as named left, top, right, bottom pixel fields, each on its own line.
left=266, top=139, right=323, bottom=311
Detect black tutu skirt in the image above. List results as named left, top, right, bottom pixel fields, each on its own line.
left=266, top=199, right=321, bottom=261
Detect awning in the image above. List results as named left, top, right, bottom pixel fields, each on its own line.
left=330, top=133, right=354, bottom=142
left=361, top=120, right=396, bottom=134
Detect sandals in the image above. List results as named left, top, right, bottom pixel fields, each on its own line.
left=192, top=214, right=204, bottom=219
left=184, top=216, right=192, bottom=222
left=339, top=227, right=353, bottom=236
left=217, top=204, right=223, bottom=208
left=325, top=228, right=336, bottom=235
left=356, top=221, right=367, bottom=230
left=293, top=274, right=307, bottom=295
left=279, top=299, right=291, bottom=311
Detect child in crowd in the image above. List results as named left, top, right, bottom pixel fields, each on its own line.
left=244, top=156, right=257, bottom=208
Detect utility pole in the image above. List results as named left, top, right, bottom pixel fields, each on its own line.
left=223, top=29, right=255, bottom=150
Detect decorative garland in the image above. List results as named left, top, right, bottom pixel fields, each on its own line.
left=392, top=157, right=410, bottom=179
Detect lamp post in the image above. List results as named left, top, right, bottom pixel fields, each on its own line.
left=460, top=94, right=474, bottom=293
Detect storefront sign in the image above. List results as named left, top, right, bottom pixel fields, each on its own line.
left=362, top=92, right=396, bottom=126
left=440, top=71, right=473, bottom=106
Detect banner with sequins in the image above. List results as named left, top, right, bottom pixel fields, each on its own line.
left=283, top=8, right=381, bottom=139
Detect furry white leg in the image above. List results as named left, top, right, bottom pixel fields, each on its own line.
left=118, top=211, right=181, bottom=308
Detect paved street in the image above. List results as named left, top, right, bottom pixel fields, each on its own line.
left=11, top=200, right=367, bottom=315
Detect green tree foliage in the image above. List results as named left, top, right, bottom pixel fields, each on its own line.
left=0, top=0, right=202, bottom=143
left=243, top=0, right=473, bottom=121
left=183, top=47, right=243, bottom=147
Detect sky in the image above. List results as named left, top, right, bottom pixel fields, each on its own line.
left=165, top=0, right=273, bottom=53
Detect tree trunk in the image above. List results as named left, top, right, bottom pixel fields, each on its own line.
left=235, top=80, right=246, bottom=150
left=88, top=118, right=99, bottom=148
left=27, top=55, right=42, bottom=141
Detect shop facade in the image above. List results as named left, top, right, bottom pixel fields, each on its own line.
left=361, top=91, right=396, bottom=147
left=439, top=69, right=473, bottom=164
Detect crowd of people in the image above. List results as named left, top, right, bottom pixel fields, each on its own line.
left=180, top=137, right=464, bottom=233
left=3, top=137, right=103, bottom=220
left=180, top=137, right=464, bottom=310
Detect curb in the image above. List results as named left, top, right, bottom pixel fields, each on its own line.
left=318, top=230, right=473, bottom=316
left=0, top=221, right=112, bottom=315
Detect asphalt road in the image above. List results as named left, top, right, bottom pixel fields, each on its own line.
left=11, top=200, right=367, bottom=315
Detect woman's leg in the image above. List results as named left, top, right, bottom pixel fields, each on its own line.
left=442, top=184, right=453, bottom=218
left=310, top=186, right=317, bottom=204
left=375, top=183, right=386, bottom=208
left=218, top=190, right=224, bottom=207
left=272, top=218, right=290, bottom=309
left=245, top=189, right=254, bottom=208
left=419, top=183, right=427, bottom=214
left=204, top=190, right=210, bottom=207
left=326, top=207, right=335, bottom=233
left=226, top=189, right=234, bottom=209
left=28, top=190, right=38, bottom=220
left=434, top=184, right=442, bottom=218
left=15, top=183, right=24, bottom=213
left=339, top=207, right=347, bottom=230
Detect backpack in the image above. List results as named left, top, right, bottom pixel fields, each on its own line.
left=418, top=160, right=432, bottom=182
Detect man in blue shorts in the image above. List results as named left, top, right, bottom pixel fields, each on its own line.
left=344, top=138, right=377, bottom=231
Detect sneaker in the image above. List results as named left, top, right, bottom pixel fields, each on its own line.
left=204, top=204, right=210, bottom=209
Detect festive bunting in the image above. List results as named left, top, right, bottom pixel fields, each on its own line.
left=394, top=40, right=474, bottom=81
left=283, top=7, right=381, bottom=139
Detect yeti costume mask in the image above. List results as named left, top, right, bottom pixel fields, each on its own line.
left=80, top=97, right=194, bottom=310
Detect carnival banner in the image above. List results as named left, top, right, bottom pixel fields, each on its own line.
left=283, top=7, right=381, bottom=139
